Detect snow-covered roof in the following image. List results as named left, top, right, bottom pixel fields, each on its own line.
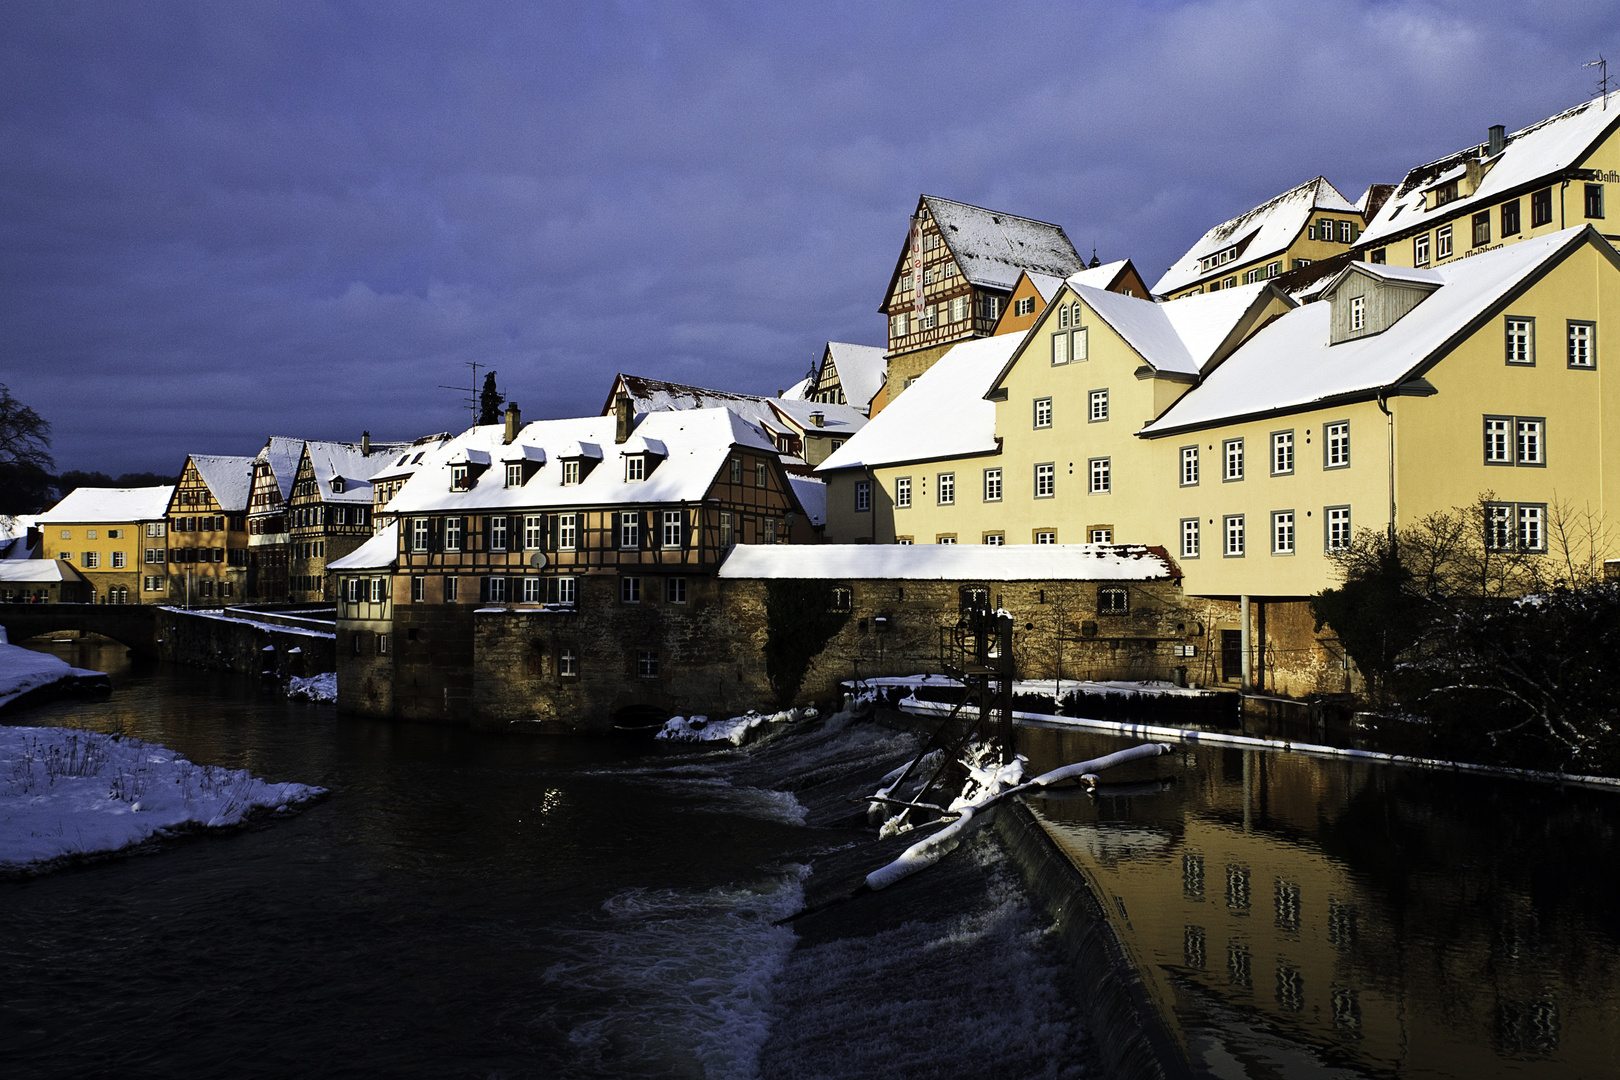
left=606, top=372, right=811, bottom=447
left=1142, top=227, right=1593, bottom=436
left=388, top=408, right=782, bottom=514
left=370, top=434, right=455, bottom=483
left=823, top=342, right=888, bottom=412
left=921, top=195, right=1085, bottom=291
left=0, top=560, right=78, bottom=584
left=1360, top=93, right=1620, bottom=249
left=1, top=533, right=38, bottom=560
left=1025, top=271, right=1068, bottom=303
left=37, top=485, right=173, bottom=524
left=302, top=440, right=408, bottom=505
left=187, top=455, right=255, bottom=513
left=1067, top=260, right=1130, bottom=290
left=766, top=398, right=868, bottom=437
left=779, top=375, right=813, bottom=400
left=718, top=543, right=1177, bottom=582
left=327, top=523, right=399, bottom=572
left=788, top=477, right=827, bottom=527
left=817, top=333, right=1025, bottom=472
left=254, top=436, right=306, bottom=501
left=1153, top=177, right=1357, bottom=296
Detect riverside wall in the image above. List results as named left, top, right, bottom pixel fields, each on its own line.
left=155, top=608, right=335, bottom=681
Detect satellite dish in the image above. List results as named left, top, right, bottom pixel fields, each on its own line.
left=529, top=552, right=548, bottom=568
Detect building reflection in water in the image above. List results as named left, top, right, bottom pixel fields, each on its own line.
left=1020, top=725, right=1618, bottom=1078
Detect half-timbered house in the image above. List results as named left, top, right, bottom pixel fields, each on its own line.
left=285, top=436, right=409, bottom=602
left=164, top=454, right=253, bottom=605
left=347, top=405, right=817, bottom=724
left=877, top=195, right=1085, bottom=411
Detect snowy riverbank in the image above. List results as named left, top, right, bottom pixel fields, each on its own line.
left=0, top=725, right=325, bottom=873
left=0, top=636, right=108, bottom=711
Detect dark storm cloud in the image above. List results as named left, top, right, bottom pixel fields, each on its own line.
left=3, top=0, right=1616, bottom=473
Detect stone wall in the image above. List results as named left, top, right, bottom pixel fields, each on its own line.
left=155, top=608, right=334, bottom=680
left=336, top=617, right=394, bottom=716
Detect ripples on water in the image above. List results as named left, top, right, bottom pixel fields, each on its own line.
left=1, top=642, right=1091, bottom=1080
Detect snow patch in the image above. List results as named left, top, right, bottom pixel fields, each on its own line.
left=0, top=727, right=325, bottom=872
left=287, top=672, right=337, bottom=702
left=656, top=706, right=819, bottom=746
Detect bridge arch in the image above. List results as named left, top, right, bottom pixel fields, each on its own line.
left=0, top=604, right=161, bottom=658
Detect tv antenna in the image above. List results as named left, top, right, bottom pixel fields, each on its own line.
left=439, top=360, right=491, bottom=424
left=1587, top=56, right=1608, bottom=107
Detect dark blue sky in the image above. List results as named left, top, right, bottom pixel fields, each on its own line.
left=4, top=0, right=1616, bottom=474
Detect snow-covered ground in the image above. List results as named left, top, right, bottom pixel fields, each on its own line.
left=656, top=706, right=819, bottom=746
left=287, top=672, right=337, bottom=702
left=0, top=725, right=325, bottom=872
left=0, top=635, right=104, bottom=709
left=855, top=673, right=1212, bottom=704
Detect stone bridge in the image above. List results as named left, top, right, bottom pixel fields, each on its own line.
left=0, top=603, right=161, bottom=657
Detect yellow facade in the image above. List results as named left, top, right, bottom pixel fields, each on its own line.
left=1361, top=114, right=1620, bottom=271
left=1148, top=237, right=1620, bottom=599
left=1163, top=208, right=1363, bottom=300
left=39, top=520, right=153, bottom=603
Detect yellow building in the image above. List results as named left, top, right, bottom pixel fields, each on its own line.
left=992, top=260, right=1153, bottom=339
left=1358, top=94, right=1620, bottom=270
left=1154, top=177, right=1371, bottom=300
left=35, top=485, right=174, bottom=604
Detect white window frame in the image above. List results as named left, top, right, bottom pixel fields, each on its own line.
left=489, top=516, right=508, bottom=551
left=1272, top=510, right=1295, bottom=555
left=1035, top=530, right=1056, bottom=545
left=983, top=468, right=1002, bottom=502
left=1224, top=515, right=1245, bottom=557
left=620, top=576, right=641, bottom=603
left=619, top=512, right=640, bottom=550
left=1089, top=457, right=1111, bottom=494
left=1035, top=463, right=1055, bottom=499
left=524, top=515, right=544, bottom=551
left=1516, top=418, right=1545, bottom=466
left=937, top=472, right=954, bottom=506
left=1223, top=438, right=1244, bottom=481
left=1089, top=389, right=1108, bottom=423
left=1506, top=316, right=1535, bottom=365
left=443, top=517, right=462, bottom=552
left=558, top=513, right=576, bottom=550
left=1271, top=430, right=1294, bottom=476
left=1324, top=422, right=1350, bottom=469
left=1483, top=416, right=1513, bottom=464
left=1181, top=518, right=1200, bottom=559
left=662, top=510, right=683, bottom=549
left=1326, top=506, right=1351, bottom=551
left=1568, top=320, right=1596, bottom=369
left=666, top=577, right=687, bottom=604
left=896, top=476, right=911, bottom=509
left=562, top=459, right=580, bottom=485
left=506, top=462, right=523, bottom=488
left=625, top=455, right=645, bottom=482
left=1034, top=397, right=1053, bottom=429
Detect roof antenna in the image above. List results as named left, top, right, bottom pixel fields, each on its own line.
left=438, top=360, right=489, bottom=425
left=1586, top=56, right=1608, bottom=107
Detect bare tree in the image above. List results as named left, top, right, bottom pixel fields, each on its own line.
left=0, top=384, right=53, bottom=515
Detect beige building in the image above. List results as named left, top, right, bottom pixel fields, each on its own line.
left=1358, top=93, right=1620, bottom=269
left=1154, top=176, right=1374, bottom=300
left=164, top=454, right=253, bottom=606
left=36, top=485, right=174, bottom=604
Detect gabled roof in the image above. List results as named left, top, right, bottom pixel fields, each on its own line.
left=881, top=196, right=1085, bottom=311
left=787, top=477, right=827, bottom=527
left=1153, top=177, right=1357, bottom=296
left=301, top=440, right=409, bottom=505
left=0, top=559, right=86, bottom=584
left=187, top=455, right=255, bottom=513
left=388, top=407, right=783, bottom=515
left=766, top=397, right=868, bottom=437
left=986, top=281, right=1283, bottom=397
left=1140, top=227, right=1601, bottom=436
left=1360, top=93, right=1620, bottom=249
left=822, top=342, right=887, bottom=412
left=38, top=485, right=174, bottom=524
left=718, top=543, right=1176, bottom=582
left=327, top=523, right=399, bottom=572
left=370, top=434, right=454, bottom=484
left=817, top=333, right=1025, bottom=472
left=254, top=436, right=306, bottom=501
left=779, top=375, right=813, bottom=400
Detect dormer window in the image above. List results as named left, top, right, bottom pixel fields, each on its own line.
left=451, top=464, right=470, bottom=490
left=626, top=455, right=645, bottom=481
left=506, top=463, right=523, bottom=488
left=563, top=460, right=580, bottom=485
left=331, top=477, right=345, bottom=494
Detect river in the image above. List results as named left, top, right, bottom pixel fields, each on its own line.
left=0, top=641, right=1094, bottom=1080
left=6, top=642, right=1620, bottom=1079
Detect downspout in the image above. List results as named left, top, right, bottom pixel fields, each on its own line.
left=1377, top=391, right=1396, bottom=540
left=1239, top=594, right=1251, bottom=693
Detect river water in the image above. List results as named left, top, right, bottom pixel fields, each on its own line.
left=7, top=642, right=1620, bottom=1079
left=0, top=642, right=1094, bottom=1080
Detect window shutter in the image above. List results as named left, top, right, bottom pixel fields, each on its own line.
left=547, top=514, right=558, bottom=552
left=479, top=576, right=489, bottom=603
left=430, top=518, right=441, bottom=552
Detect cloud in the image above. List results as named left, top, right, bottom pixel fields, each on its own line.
left=2, top=0, right=1617, bottom=472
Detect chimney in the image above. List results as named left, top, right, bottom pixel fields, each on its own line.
left=809, top=411, right=825, bottom=427
left=504, top=402, right=521, bottom=444
left=615, top=396, right=633, bottom=443
left=1488, top=124, right=1505, bottom=157
left=361, top=430, right=371, bottom=456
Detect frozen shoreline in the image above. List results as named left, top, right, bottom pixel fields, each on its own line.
left=0, top=636, right=108, bottom=711
left=0, top=725, right=326, bottom=874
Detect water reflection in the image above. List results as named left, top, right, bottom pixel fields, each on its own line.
left=1020, top=725, right=1620, bottom=1079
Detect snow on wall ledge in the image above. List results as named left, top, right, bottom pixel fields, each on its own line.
left=717, top=543, right=1176, bottom=581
